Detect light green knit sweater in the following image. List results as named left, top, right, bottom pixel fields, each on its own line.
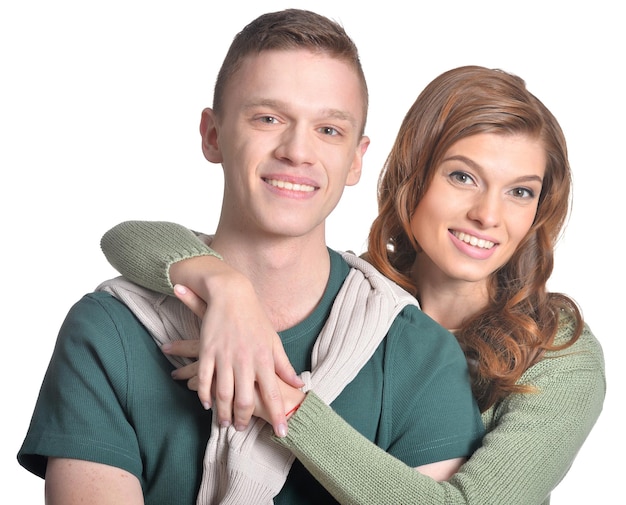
left=100, top=220, right=606, bottom=505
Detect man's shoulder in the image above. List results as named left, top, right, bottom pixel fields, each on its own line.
left=63, top=290, right=149, bottom=340
left=69, top=290, right=135, bottom=318
left=390, top=304, right=455, bottom=341
left=337, top=250, right=419, bottom=305
left=56, top=290, right=160, bottom=377
left=385, top=303, right=464, bottom=369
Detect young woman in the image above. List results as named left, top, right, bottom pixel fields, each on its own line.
left=101, top=65, right=605, bottom=504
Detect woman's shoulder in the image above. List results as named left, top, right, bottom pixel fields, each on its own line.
left=553, top=310, right=603, bottom=356
left=526, top=310, right=605, bottom=380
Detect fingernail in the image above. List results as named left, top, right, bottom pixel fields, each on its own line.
left=276, top=423, right=288, bottom=438
left=220, top=420, right=231, bottom=428
left=174, top=284, right=187, bottom=295
left=202, top=401, right=211, bottom=410
left=161, top=343, right=172, bottom=352
left=234, top=424, right=246, bottom=432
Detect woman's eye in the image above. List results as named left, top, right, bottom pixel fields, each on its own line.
left=511, top=187, right=535, bottom=198
left=450, top=171, right=473, bottom=184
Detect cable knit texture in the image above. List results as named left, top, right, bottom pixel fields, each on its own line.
left=97, top=252, right=418, bottom=504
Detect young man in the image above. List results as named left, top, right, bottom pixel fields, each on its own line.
left=18, top=9, right=484, bottom=504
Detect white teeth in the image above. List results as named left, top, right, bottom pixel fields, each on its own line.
left=266, top=179, right=315, bottom=192
left=453, top=231, right=495, bottom=249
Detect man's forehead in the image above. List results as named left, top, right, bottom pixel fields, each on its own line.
left=228, top=50, right=366, bottom=124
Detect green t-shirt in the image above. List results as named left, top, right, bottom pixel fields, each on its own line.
left=18, top=250, right=483, bottom=504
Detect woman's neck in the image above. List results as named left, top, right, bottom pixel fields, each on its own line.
left=413, top=266, right=489, bottom=331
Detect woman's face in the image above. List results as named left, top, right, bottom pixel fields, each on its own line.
left=410, top=132, right=546, bottom=285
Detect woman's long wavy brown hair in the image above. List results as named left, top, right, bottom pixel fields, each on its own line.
left=367, top=66, right=583, bottom=412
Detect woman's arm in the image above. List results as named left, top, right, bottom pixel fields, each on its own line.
left=101, top=222, right=606, bottom=503
left=100, top=220, right=302, bottom=436
left=100, top=220, right=221, bottom=295
left=271, top=325, right=605, bottom=505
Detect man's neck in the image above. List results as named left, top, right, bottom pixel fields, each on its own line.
left=211, top=230, right=331, bottom=331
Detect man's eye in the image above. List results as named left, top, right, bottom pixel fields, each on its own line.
left=259, top=116, right=278, bottom=124
left=320, top=126, right=339, bottom=136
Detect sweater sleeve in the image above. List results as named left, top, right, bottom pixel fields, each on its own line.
left=276, top=322, right=605, bottom=505
left=100, top=221, right=220, bottom=294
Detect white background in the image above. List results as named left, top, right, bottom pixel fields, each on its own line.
left=1, top=1, right=622, bottom=502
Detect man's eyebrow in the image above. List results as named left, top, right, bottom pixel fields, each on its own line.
left=323, top=108, right=358, bottom=127
left=243, top=99, right=358, bottom=126
left=242, top=98, right=283, bottom=110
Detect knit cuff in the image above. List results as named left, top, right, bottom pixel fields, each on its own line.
left=101, top=221, right=221, bottom=295
left=279, top=391, right=329, bottom=441
left=274, top=391, right=431, bottom=504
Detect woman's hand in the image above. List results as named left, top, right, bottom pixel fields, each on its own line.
left=162, top=256, right=303, bottom=437
left=165, top=331, right=305, bottom=436
left=253, top=376, right=307, bottom=428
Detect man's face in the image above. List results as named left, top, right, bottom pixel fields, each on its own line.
left=202, top=49, right=369, bottom=242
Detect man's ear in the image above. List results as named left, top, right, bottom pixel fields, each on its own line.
left=346, top=135, right=370, bottom=186
left=199, top=108, right=223, bottom=163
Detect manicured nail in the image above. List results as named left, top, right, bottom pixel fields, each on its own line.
left=174, top=284, right=187, bottom=295
left=202, top=401, right=211, bottom=411
left=276, top=423, right=288, bottom=438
